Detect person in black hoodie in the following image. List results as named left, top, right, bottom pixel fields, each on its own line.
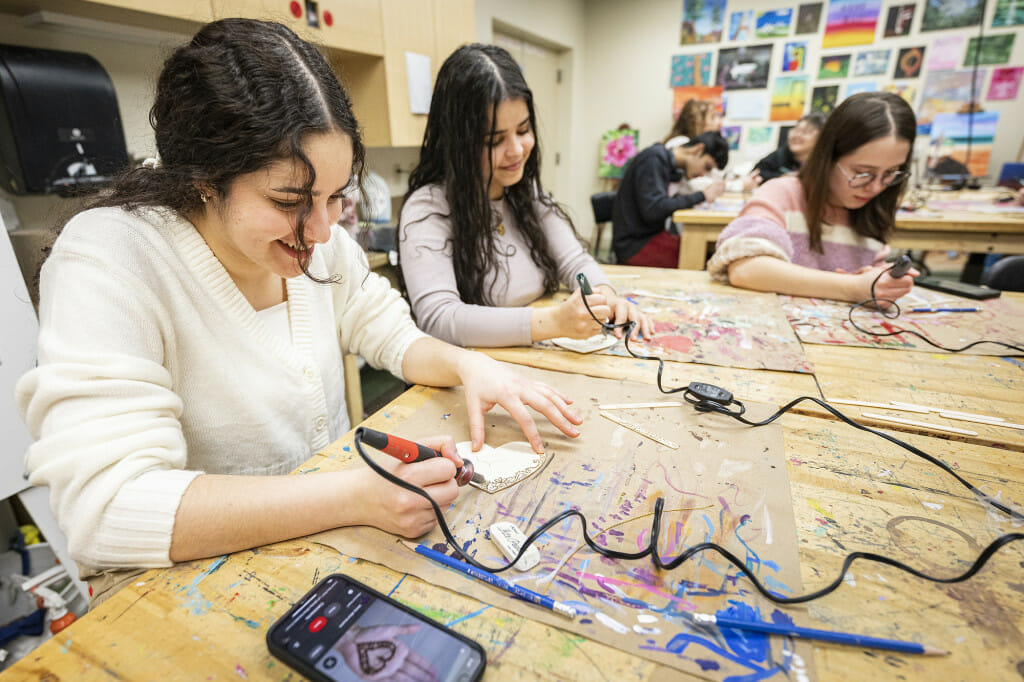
left=612, top=132, right=729, bottom=268
left=753, top=113, right=826, bottom=182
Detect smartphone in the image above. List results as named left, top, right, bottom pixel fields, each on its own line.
left=914, top=276, right=1001, bottom=300
left=267, top=574, right=486, bottom=682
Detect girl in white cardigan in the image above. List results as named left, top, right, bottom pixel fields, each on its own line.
left=16, top=19, right=581, bottom=596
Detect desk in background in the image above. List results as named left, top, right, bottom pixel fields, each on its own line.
left=8, top=266, right=1023, bottom=681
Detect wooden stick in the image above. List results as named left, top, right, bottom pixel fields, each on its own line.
left=940, top=413, right=1023, bottom=430
left=861, top=412, right=978, bottom=436
left=890, top=400, right=937, bottom=412
left=600, top=412, right=679, bottom=449
left=830, top=398, right=930, bottom=414
left=935, top=408, right=1005, bottom=423
left=599, top=401, right=683, bottom=410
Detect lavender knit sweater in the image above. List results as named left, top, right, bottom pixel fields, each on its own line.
left=707, top=176, right=888, bottom=282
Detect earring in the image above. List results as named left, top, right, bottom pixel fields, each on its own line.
left=199, top=192, right=208, bottom=204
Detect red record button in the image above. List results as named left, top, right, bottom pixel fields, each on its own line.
left=309, top=616, right=327, bottom=633
left=324, top=10, right=333, bottom=26
left=289, top=1, right=302, bottom=19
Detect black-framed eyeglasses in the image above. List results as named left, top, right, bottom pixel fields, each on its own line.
left=835, top=162, right=907, bottom=188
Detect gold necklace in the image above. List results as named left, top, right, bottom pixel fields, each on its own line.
left=496, top=223, right=505, bottom=235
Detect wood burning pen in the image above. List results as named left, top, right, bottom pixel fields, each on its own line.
left=355, top=427, right=483, bottom=486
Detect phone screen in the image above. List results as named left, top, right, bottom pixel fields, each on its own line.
left=268, top=574, right=484, bottom=682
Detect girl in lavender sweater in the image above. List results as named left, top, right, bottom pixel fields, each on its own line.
left=708, top=92, right=919, bottom=304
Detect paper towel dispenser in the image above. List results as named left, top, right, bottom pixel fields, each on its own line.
left=0, top=43, right=129, bottom=196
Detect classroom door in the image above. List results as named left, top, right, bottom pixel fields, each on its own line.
left=493, top=32, right=563, bottom=199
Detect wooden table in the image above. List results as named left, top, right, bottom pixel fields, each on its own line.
left=673, top=202, right=1024, bottom=270
left=8, top=267, right=1024, bottom=681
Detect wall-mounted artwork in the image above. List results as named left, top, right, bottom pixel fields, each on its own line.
left=783, top=41, right=807, bottom=71
left=716, top=45, right=773, bottom=90
left=724, top=90, right=770, bottom=119
left=928, top=111, right=999, bottom=178
left=823, top=0, right=881, bottom=48
left=747, top=125, right=776, bottom=157
left=884, top=82, right=918, bottom=107
left=672, top=85, right=724, bottom=120
left=728, top=10, right=753, bottom=41
left=884, top=4, right=916, bottom=36
left=894, top=46, right=925, bottom=78
left=845, top=81, right=878, bottom=98
left=598, top=128, right=639, bottom=179
left=721, top=125, right=742, bottom=150
left=854, top=49, right=890, bottom=76
left=670, top=52, right=713, bottom=86
left=963, top=33, right=1016, bottom=66
left=755, top=9, right=793, bottom=38
left=811, top=85, right=839, bottom=114
left=918, top=68, right=987, bottom=133
left=795, top=2, right=823, bottom=34
left=771, top=75, right=809, bottom=121
left=680, top=0, right=726, bottom=44
left=987, top=66, right=1024, bottom=100
left=818, top=53, right=851, bottom=79
left=993, top=0, right=1024, bottom=26
left=927, top=35, right=965, bottom=70
left=921, top=0, right=983, bottom=31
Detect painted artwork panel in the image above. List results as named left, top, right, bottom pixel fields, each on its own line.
left=817, top=53, right=851, bottom=79
left=918, top=68, right=987, bottom=133
left=884, top=3, right=916, bottom=36
left=987, top=66, right=1024, bottom=100
left=717, top=45, right=773, bottom=90
left=315, top=366, right=814, bottom=679
left=783, top=41, right=808, bottom=71
left=884, top=81, right=918, bottom=107
left=770, top=75, right=809, bottom=121
left=672, top=85, right=724, bottom=121
left=963, top=33, right=1016, bottom=66
left=728, top=10, right=754, bottom=41
left=722, top=124, right=742, bottom=150
left=755, top=8, right=793, bottom=38
left=747, top=125, right=776, bottom=157
left=823, top=0, right=882, bottom=48
left=921, top=0, right=983, bottom=30
left=929, top=111, right=999, bottom=178
left=993, top=0, right=1024, bottom=26
left=681, top=0, right=727, bottom=44
left=725, top=90, right=770, bottom=119
left=795, top=2, right=823, bottom=34
left=853, top=49, right=890, bottom=76
left=927, top=35, right=965, bottom=70
left=599, top=128, right=639, bottom=179
left=671, top=52, right=713, bottom=87
left=810, top=85, right=839, bottom=115
left=783, top=290, right=1024, bottom=354
left=894, top=46, right=925, bottom=78
left=843, top=81, right=877, bottom=99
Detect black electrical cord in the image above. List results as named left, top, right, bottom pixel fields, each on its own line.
left=847, top=262, right=1024, bottom=354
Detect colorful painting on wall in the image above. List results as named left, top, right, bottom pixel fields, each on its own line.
left=921, top=0, right=983, bottom=30
left=844, top=81, right=878, bottom=98
left=717, top=45, right=773, bottom=90
left=770, top=76, right=809, bottom=121
left=598, top=128, right=639, bottom=179
left=795, top=2, right=823, bottom=33
left=724, top=90, right=770, bottom=119
left=671, top=52, right=713, bottom=87
left=884, top=81, right=918, bottom=107
left=884, top=4, right=915, bottom=36
left=728, top=10, right=754, bottom=41
left=783, top=41, right=807, bottom=71
left=722, top=125, right=742, bottom=150
left=818, top=53, right=851, bottom=79
left=988, top=66, right=1024, bottom=100
left=681, top=0, right=726, bottom=44
left=894, top=46, right=925, bottom=78
left=993, top=0, right=1024, bottom=26
left=854, top=49, right=890, bottom=76
left=747, top=125, right=776, bottom=157
left=672, top=85, right=723, bottom=121
left=755, top=8, right=793, bottom=37
left=811, top=85, right=839, bottom=114
left=929, top=111, right=999, bottom=178
left=918, top=68, right=987, bottom=133
left=823, top=0, right=882, bottom=48
left=963, top=33, right=1016, bottom=66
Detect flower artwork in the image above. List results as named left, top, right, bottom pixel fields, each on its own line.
left=599, top=128, right=639, bottom=179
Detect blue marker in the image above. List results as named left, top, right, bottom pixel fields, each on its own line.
left=909, top=307, right=979, bottom=313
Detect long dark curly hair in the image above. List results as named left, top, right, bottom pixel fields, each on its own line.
left=401, top=43, right=573, bottom=306
left=89, top=18, right=365, bottom=282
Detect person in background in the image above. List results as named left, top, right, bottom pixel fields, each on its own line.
left=664, top=98, right=722, bottom=149
left=708, top=92, right=919, bottom=304
left=15, top=20, right=583, bottom=603
left=399, top=44, right=651, bottom=347
left=753, top=112, right=826, bottom=182
left=612, top=132, right=729, bottom=268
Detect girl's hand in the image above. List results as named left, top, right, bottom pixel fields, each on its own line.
left=351, top=453, right=460, bottom=538
left=455, top=352, right=581, bottom=453
left=595, top=285, right=653, bottom=340
left=553, top=288, right=609, bottom=339
left=851, top=264, right=919, bottom=307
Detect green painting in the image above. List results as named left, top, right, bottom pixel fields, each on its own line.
left=964, top=33, right=1016, bottom=66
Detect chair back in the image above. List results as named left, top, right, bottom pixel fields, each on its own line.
left=589, top=191, right=616, bottom=259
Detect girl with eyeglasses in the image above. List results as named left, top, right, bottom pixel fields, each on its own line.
left=708, top=92, right=919, bottom=304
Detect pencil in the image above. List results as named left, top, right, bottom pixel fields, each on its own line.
left=909, top=307, right=979, bottom=313
left=861, top=411, right=978, bottom=436
left=693, top=613, right=947, bottom=655
left=401, top=541, right=577, bottom=619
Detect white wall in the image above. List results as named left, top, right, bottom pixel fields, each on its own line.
left=581, top=0, right=1024, bottom=198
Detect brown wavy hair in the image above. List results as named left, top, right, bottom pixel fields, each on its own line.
left=797, top=92, right=916, bottom=252
left=664, top=99, right=714, bottom=142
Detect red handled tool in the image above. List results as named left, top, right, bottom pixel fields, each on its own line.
left=356, top=427, right=483, bottom=486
